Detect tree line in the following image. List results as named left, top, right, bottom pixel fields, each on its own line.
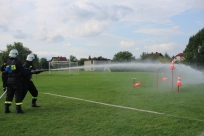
left=1, top=27, right=203, bottom=69
left=0, top=42, right=48, bottom=69
left=183, top=27, right=204, bottom=69
left=0, top=42, right=172, bottom=69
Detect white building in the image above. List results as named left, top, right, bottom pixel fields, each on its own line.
left=84, top=60, right=111, bottom=71
left=174, top=53, right=185, bottom=62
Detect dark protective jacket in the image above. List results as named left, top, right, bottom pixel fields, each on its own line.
left=23, top=61, right=40, bottom=80
left=6, top=58, right=25, bottom=79
left=1, top=63, right=8, bottom=90
left=23, top=61, right=34, bottom=80
left=1, top=63, right=8, bottom=78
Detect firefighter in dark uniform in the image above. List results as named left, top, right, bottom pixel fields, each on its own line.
left=4, top=49, right=25, bottom=114
left=22, top=54, right=41, bottom=107
left=1, top=61, right=8, bottom=92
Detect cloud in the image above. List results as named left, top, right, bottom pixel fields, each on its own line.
left=36, top=51, right=66, bottom=60
left=134, top=26, right=182, bottom=35
left=196, top=20, right=204, bottom=25
left=13, top=30, right=28, bottom=39
left=0, top=0, right=199, bottom=40
left=52, top=35, right=64, bottom=42
left=20, top=1, right=134, bottom=39
left=62, top=2, right=133, bottom=22
left=73, top=20, right=110, bottom=37
left=120, top=41, right=135, bottom=48
left=0, top=0, right=203, bottom=60
left=63, top=43, right=71, bottom=47
left=144, top=42, right=176, bottom=53
left=0, top=25, right=8, bottom=32
left=33, top=27, right=65, bottom=43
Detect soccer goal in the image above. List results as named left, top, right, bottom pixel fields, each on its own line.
left=48, top=61, right=79, bottom=75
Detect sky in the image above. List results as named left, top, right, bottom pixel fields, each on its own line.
left=0, top=0, right=204, bottom=61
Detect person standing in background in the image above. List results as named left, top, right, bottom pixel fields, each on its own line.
left=1, top=61, right=8, bottom=92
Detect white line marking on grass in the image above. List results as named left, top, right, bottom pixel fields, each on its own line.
left=43, top=92, right=163, bottom=115
left=43, top=92, right=204, bottom=122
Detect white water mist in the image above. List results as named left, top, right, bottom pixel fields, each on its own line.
left=51, top=62, right=204, bottom=85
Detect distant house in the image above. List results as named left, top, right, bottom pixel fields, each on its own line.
left=50, top=56, right=68, bottom=62
left=148, top=52, right=163, bottom=57
left=49, top=56, right=69, bottom=69
left=84, top=59, right=111, bottom=71
left=173, top=53, right=184, bottom=62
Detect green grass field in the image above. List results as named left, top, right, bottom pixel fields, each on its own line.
left=1, top=71, right=204, bottom=136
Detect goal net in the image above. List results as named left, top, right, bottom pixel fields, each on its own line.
left=48, top=61, right=79, bottom=75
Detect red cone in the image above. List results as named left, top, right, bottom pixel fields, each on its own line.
left=133, top=82, right=141, bottom=87
left=176, top=75, right=182, bottom=86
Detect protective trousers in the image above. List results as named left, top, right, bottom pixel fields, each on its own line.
left=5, top=77, right=23, bottom=113
left=28, top=80, right=38, bottom=98
left=22, top=80, right=38, bottom=100
left=5, top=78, right=22, bottom=104
left=2, top=75, right=8, bottom=91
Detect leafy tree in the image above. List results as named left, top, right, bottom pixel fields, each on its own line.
left=112, top=51, right=135, bottom=62
left=0, top=42, right=33, bottom=64
left=0, top=50, right=9, bottom=65
left=0, top=42, right=41, bottom=68
left=140, top=52, right=164, bottom=62
left=39, top=58, right=49, bottom=69
left=164, top=52, right=171, bottom=59
left=157, top=57, right=170, bottom=63
left=157, top=52, right=171, bottom=63
left=32, top=54, right=40, bottom=68
left=78, top=58, right=87, bottom=66
left=92, top=56, right=108, bottom=60
left=183, top=28, right=204, bottom=65
left=70, top=55, right=78, bottom=62
left=140, top=52, right=149, bottom=60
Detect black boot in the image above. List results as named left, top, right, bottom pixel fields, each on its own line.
left=32, top=99, right=40, bottom=107
left=16, top=105, right=24, bottom=114
left=4, top=104, right=11, bottom=113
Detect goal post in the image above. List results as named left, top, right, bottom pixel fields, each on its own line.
left=48, top=61, right=79, bottom=75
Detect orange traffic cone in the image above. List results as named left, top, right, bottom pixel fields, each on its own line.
left=162, top=77, right=167, bottom=82
left=176, top=75, right=182, bottom=86
left=171, top=60, right=174, bottom=64
left=171, top=60, right=175, bottom=69
left=171, top=64, right=175, bottom=69
left=133, top=82, right=141, bottom=87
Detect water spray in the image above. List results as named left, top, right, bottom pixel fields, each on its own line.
left=48, top=62, right=204, bottom=86
left=162, top=77, right=168, bottom=82
left=156, top=72, right=158, bottom=88
left=170, top=60, right=175, bottom=89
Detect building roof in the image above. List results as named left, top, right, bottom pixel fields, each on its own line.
left=175, top=53, right=184, bottom=57
left=148, top=52, right=163, bottom=57
left=50, top=56, right=68, bottom=62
